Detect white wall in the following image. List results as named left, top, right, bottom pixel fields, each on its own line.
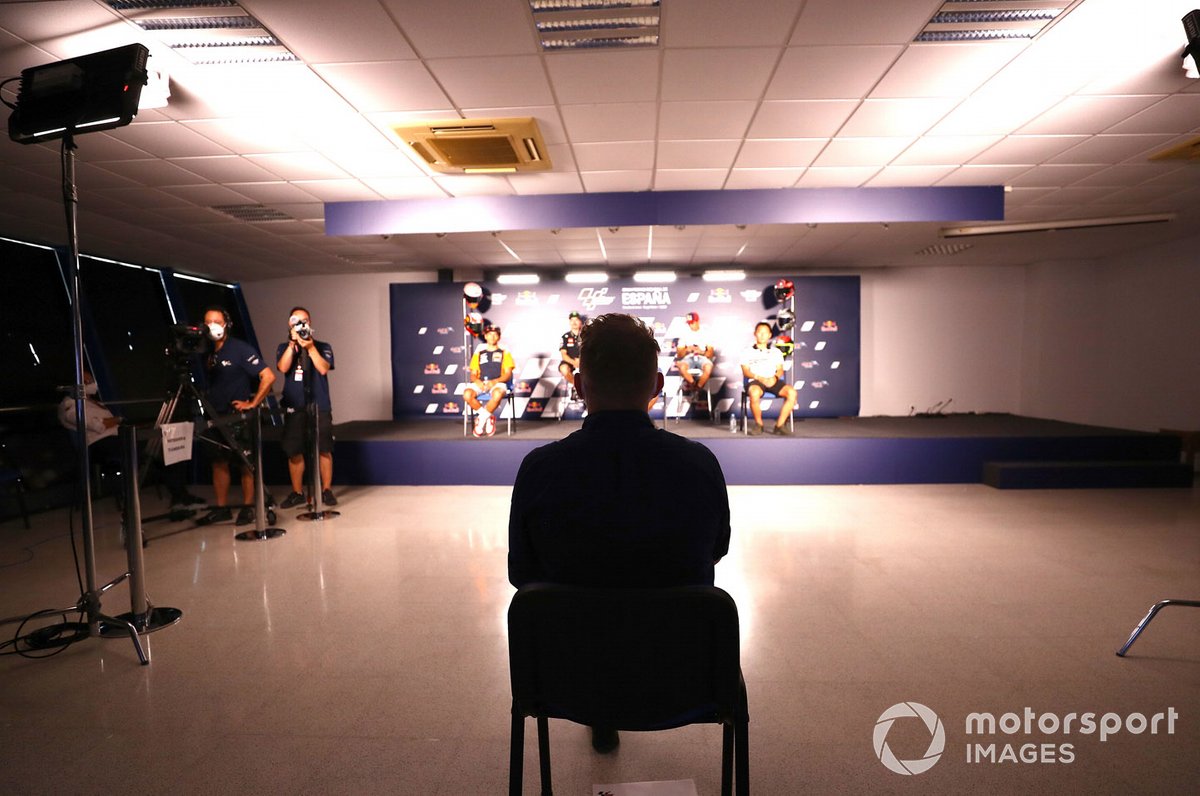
left=1020, top=237, right=1200, bottom=432
left=859, top=265, right=1026, bottom=417
left=242, top=271, right=435, bottom=422
left=240, top=245, right=1200, bottom=433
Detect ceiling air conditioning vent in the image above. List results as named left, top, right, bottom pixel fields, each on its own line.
left=392, top=117, right=552, bottom=174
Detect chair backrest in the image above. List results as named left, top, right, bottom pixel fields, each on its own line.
left=508, top=584, right=744, bottom=731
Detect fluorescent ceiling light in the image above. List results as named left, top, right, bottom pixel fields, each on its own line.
left=941, top=214, right=1175, bottom=238
left=497, top=273, right=540, bottom=285
left=633, top=270, right=676, bottom=283
left=529, top=0, right=660, bottom=51
left=702, top=270, right=746, bottom=282
left=174, top=272, right=234, bottom=287
left=565, top=271, right=609, bottom=284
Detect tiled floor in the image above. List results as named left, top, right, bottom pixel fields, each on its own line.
left=1, top=482, right=1197, bottom=794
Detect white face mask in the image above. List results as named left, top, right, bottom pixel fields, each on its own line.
left=84, top=381, right=99, bottom=396
left=207, top=322, right=226, bottom=341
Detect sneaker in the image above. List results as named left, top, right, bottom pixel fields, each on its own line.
left=321, top=489, right=338, bottom=506
left=773, top=423, right=793, bottom=436
left=472, top=412, right=486, bottom=437
left=280, top=491, right=306, bottom=509
left=235, top=507, right=255, bottom=527
left=485, top=414, right=497, bottom=437
left=195, top=507, right=232, bottom=526
left=749, top=422, right=764, bottom=436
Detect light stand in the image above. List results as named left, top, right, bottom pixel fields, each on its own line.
left=297, top=347, right=338, bottom=522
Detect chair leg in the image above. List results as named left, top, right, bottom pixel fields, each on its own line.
left=735, top=717, right=749, bottom=796
left=1116, top=599, right=1200, bottom=656
left=721, top=723, right=733, bottom=796
left=509, top=712, right=525, bottom=796
left=536, top=716, right=552, bottom=795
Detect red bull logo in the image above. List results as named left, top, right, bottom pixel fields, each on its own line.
left=442, top=401, right=460, bottom=414
left=424, top=363, right=441, bottom=375
left=431, top=383, right=448, bottom=395
left=821, top=320, right=839, bottom=332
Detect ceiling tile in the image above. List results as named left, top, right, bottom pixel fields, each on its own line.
left=654, top=170, right=730, bottom=190
left=506, top=172, right=586, bottom=196
left=929, top=93, right=1062, bottom=137
left=839, top=98, right=959, bottom=137
left=381, top=0, right=537, bottom=57
left=573, top=142, right=655, bottom=172
left=462, top=107, right=567, bottom=145
left=656, top=140, right=741, bottom=170
left=796, top=166, right=880, bottom=187
left=735, top=139, right=826, bottom=169
left=661, top=49, right=780, bottom=101
left=1047, top=135, right=1177, bottom=166
left=791, top=0, right=938, bottom=45
left=970, top=136, right=1090, bottom=166
left=246, top=153, right=351, bottom=181
left=359, top=177, right=448, bottom=200
left=936, top=165, right=1031, bottom=187
left=725, top=168, right=805, bottom=189
left=100, top=159, right=209, bottom=188
left=812, top=137, right=914, bottom=167
left=580, top=171, right=653, bottom=192
left=1020, top=95, right=1166, bottom=135
left=892, top=136, right=1002, bottom=166
left=866, top=165, right=957, bottom=187
left=224, top=182, right=321, bottom=204
left=289, top=180, right=381, bottom=202
left=325, top=149, right=426, bottom=180
left=168, top=156, right=283, bottom=184
left=748, top=100, right=858, bottom=138
left=1006, top=165, right=1102, bottom=188
left=1104, top=95, right=1200, bottom=135
left=247, top=0, right=417, bottom=62
left=561, top=104, right=658, bottom=144
left=767, top=46, right=903, bottom=100
left=665, top=0, right=802, bottom=47
left=871, top=42, right=1027, bottom=99
left=546, top=50, right=660, bottom=104
left=432, top=174, right=516, bottom=197
left=159, top=184, right=258, bottom=207
left=659, top=102, right=757, bottom=139
left=113, top=122, right=234, bottom=159
left=313, top=62, right=451, bottom=112
left=182, top=119, right=311, bottom=156
left=427, top=56, right=554, bottom=108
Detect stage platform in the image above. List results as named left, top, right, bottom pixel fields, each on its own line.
left=270, top=413, right=1190, bottom=488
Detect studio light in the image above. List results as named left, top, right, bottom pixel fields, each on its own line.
left=565, top=271, right=609, bottom=284
left=7, top=44, right=149, bottom=145
left=1183, top=9, right=1200, bottom=78
left=497, top=273, right=540, bottom=285
left=633, top=271, right=677, bottom=283
left=702, top=270, right=746, bottom=282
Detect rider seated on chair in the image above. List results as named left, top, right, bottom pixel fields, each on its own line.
left=675, top=311, right=714, bottom=393
left=465, top=324, right=515, bottom=438
left=740, top=321, right=797, bottom=437
left=558, top=311, right=583, bottom=397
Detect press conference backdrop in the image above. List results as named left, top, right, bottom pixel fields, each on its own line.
left=389, top=275, right=860, bottom=420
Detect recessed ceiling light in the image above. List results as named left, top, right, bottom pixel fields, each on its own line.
left=915, top=0, right=1071, bottom=43
left=529, top=0, right=660, bottom=51
left=565, top=271, right=609, bottom=283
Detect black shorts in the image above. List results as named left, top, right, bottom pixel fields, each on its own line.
left=281, top=408, right=334, bottom=457
left=202, top=417, right=251, bottom=464
left=748, top=379, right=787, bottom=397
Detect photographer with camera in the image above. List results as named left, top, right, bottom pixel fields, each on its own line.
left=197, top=306, right=275, bottom=526
left=276, top=307, right=336, bottom=509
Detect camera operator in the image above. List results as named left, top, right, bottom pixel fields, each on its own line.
left=197, top=306, right=275, bottom=526
left=276, top=307, right=336, bottom=509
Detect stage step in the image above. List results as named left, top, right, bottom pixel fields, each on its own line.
left=983, top=460, right=1194, bottom=489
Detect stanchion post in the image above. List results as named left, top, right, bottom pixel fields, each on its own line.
left=236, top=407, right=286, bottom=541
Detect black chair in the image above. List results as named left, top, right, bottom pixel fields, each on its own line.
left=508, top=584, right=749, bottom=796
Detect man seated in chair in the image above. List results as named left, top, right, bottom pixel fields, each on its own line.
left=509, top=312, right=732, bottom=753
left=465, top=324, right=514, bottom=438
left=675, top=310, right=714, bottom=394
left=740, top=321, right=797, bottom=436
left=558, top=310, right=583, bottom=395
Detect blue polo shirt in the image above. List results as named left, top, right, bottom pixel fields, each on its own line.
left=205, top=337, right=266, bottom=413
left=276, top=340, right=335, bottom=411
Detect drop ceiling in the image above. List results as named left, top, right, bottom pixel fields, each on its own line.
left=0, top=0, right=1198, bottom=282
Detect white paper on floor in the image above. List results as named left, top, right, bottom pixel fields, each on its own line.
left=592, top=780, right=698, bottom=796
